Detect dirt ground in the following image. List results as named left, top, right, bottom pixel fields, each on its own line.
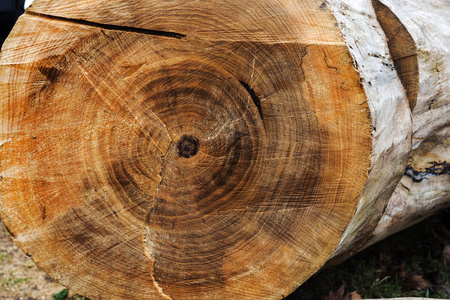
left=0, top=220, right=64, bottom=300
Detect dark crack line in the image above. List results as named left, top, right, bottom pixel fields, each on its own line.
left=393, top=53, right=418, bottom=62
left=239, top=80, right=263, bottom=120
left=299, top=44, right=312, bottom=80
left=154, top=142, right=173, bottom=202
left=26, top=11, right=186, bottom=40
left=144, top=142, right=174, bottom=300
left=323, top=49, right=339, bottom=73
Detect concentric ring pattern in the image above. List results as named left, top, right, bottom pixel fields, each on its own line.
left=0, top=4, right=372, bottom=299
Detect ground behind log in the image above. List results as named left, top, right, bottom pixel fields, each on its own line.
left=287, top=209, right=450, bottom=299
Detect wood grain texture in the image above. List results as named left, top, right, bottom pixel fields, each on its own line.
left=26, top=0, right=345, bottom=45
left=0, top=1, right=372, bottom=299
left=3, top=0, right=448, bottom=298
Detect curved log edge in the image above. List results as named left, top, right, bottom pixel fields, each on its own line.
left=0, top=0, right=373, bottom=299
left=327, top=0, right=450, bottom=264
left=368, top=0, right=450, bottom=247
left=325, top=0, right=412, bottom=261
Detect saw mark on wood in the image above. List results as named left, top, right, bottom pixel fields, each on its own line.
left=72, top=54, right=170, bottom=154
left=26, top=11, right=186, bottom=40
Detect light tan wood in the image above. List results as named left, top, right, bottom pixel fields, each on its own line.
left=0, top=0, right=449, bottom=299
left=26, top=0, right=346, bottom=45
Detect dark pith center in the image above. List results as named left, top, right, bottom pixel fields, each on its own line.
left=177, top=135, right=200, bottom=158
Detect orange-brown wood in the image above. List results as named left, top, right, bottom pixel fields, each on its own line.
left=0, top=1, right=374, bottom=299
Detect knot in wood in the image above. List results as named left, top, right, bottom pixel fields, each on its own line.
left=177, top=135, right=199, bottom=158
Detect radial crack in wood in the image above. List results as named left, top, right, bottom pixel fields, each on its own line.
left=26, top=11, right=187, bottom=40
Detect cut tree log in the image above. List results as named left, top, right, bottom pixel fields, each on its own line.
left=0, top=0, right=448, bottom=299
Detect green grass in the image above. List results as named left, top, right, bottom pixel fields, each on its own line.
left=286, top=209, right=450, bottom=299
left=0, top=253, right=11, bottom=262
left=1, top=276, right=31, bottom=290
left=52, top=289, right=69, bottom=300
left=52, top=289, right=90, bottom=300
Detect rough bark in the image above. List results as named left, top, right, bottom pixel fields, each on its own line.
left=368, top=0, right=450, bottom=247
left=0, top=0, right=448, bottom=299
left=325, top=0, right=412, bottom=262
left=326, top=0, right=450, bottom=264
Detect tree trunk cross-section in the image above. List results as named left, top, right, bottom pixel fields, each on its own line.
left=0, top=0, right=448, bottom=299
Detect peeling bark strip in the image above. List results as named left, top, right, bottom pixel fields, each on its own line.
left=0, top=0, right=449, bottom=299
left=371, top=0, right=419, bottom=110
